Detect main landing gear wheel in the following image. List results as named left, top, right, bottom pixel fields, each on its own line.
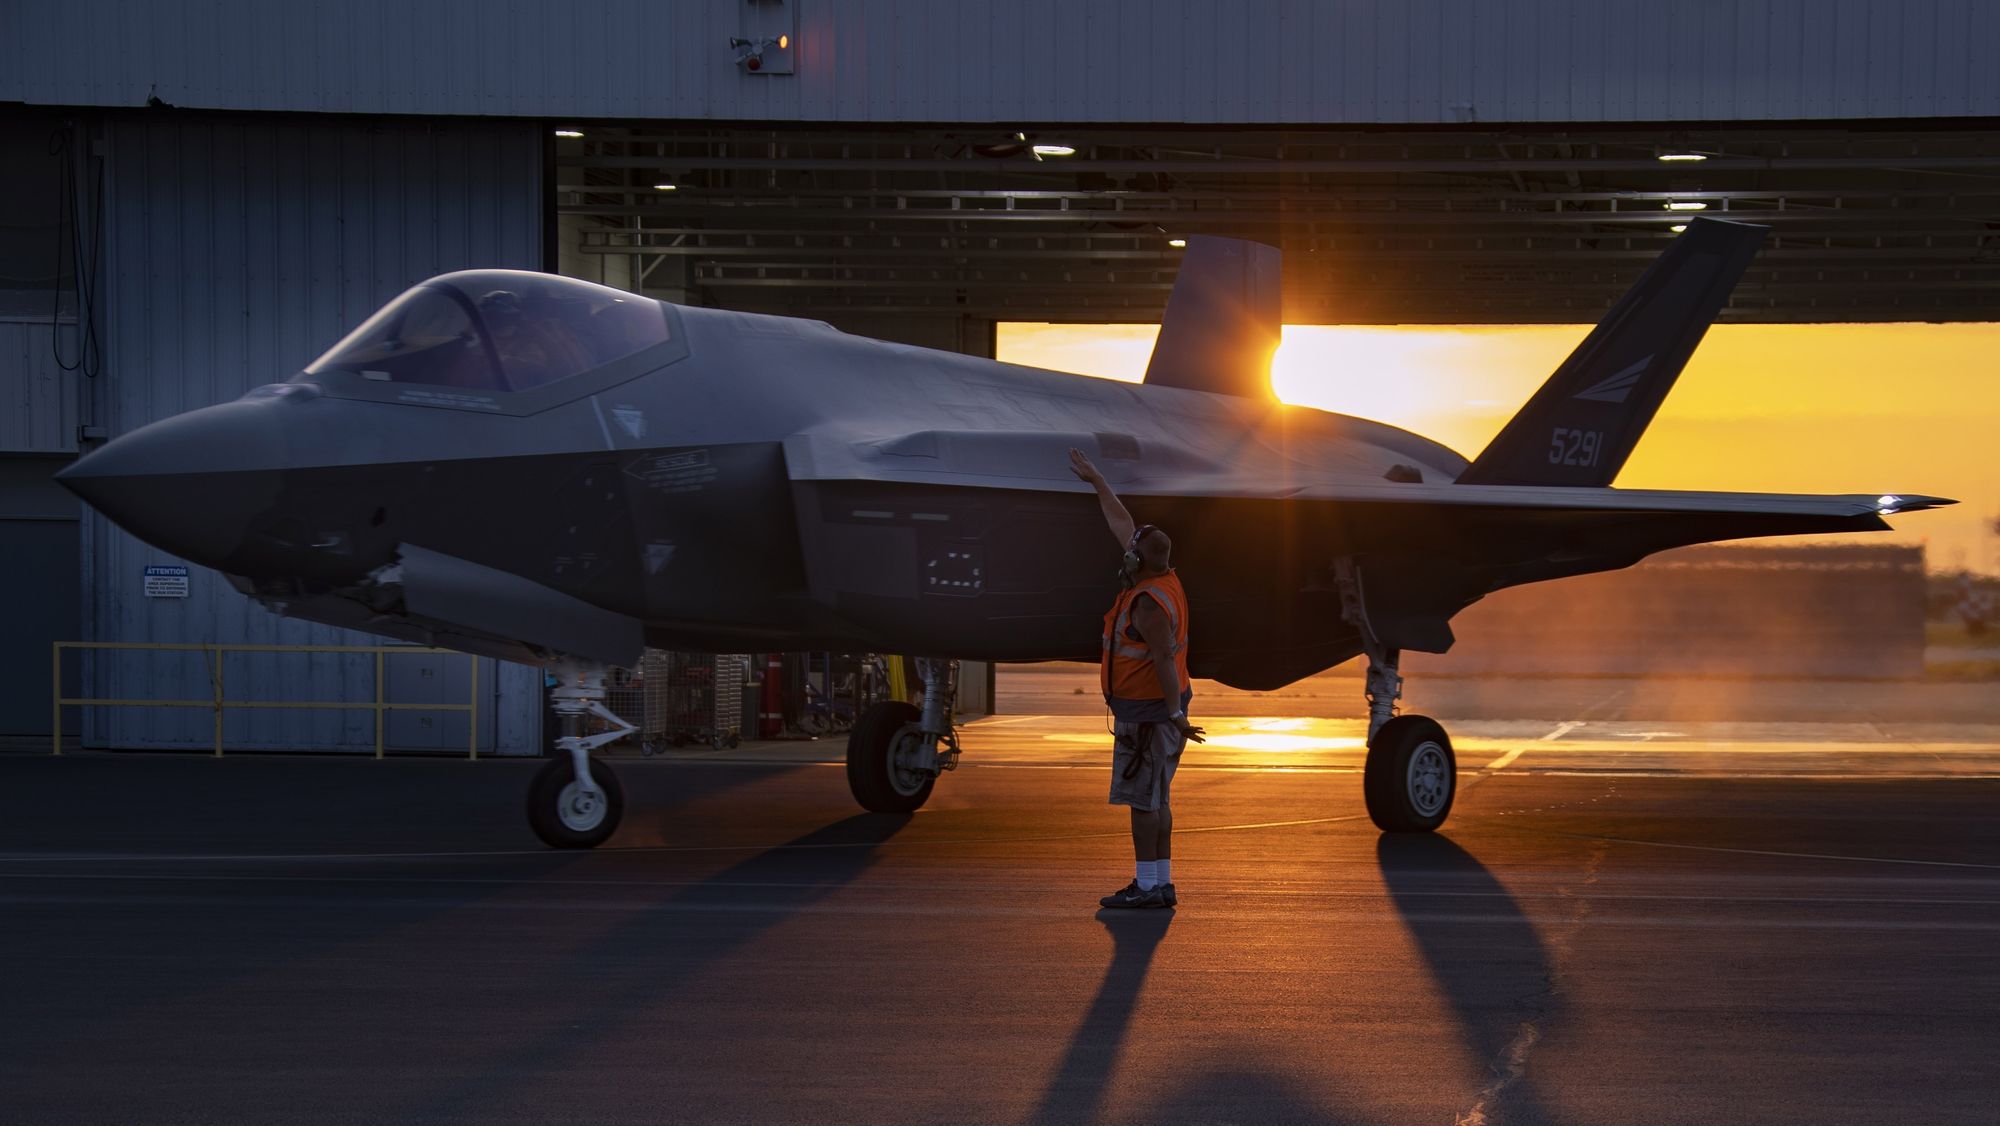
left=1335, top=557, right=1458, bottom=833
left=846, top=700, right=934, bottom=813
left=527, top=753, right=626, bottom=848
left=1364, top=715, right=1456, bottom=833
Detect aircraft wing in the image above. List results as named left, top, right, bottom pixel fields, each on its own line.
left=785, top=427, right=1950, bottom=682
left=783, top=428, right=1944, bottom=523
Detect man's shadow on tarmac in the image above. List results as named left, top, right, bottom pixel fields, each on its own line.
left=1029, top=907, right=1175, bottom=1124
left=1377, top=832, right=1558, bottom=1124
left=1030, top=908, right=1370, bottom=1125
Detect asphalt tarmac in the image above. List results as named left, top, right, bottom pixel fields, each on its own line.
left=5, top=727, right=1999, bottom=1124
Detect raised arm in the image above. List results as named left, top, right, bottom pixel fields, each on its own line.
left=1069, top=448, right=1136, bottom=548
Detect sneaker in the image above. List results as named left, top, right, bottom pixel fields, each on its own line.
left=1099, top=881, right=1166, bottom=909
left=1159, top=882, right=1177, bottom=908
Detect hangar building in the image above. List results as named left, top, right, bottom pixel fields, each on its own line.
left=2, top=0, right=1995, bottom=750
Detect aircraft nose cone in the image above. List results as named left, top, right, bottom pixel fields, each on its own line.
left=59, top=402, right=286, bottom=567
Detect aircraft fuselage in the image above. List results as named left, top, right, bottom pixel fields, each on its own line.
left=62, top=284, right=1468, bottom=686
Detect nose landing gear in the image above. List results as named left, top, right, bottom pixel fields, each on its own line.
left=527, top=659, right=635, bottom=848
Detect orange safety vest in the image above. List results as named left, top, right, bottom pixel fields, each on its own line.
left=1100, top=571, right=1191, bottom=703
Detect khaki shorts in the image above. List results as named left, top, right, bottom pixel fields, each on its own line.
left=1109, top=720, right=1186, bottom=812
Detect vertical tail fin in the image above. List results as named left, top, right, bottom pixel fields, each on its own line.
left=1142, top=236, right=1282, bottom=399
left=1457, top=218, right=1766, bottom=487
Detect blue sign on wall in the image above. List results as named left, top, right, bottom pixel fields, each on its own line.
left=143, top=564, right=190, bottom=598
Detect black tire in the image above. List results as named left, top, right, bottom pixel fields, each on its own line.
left=1363, top=715, right=1456, bottom=832
left=526, top=755, right=625, bottom=848
left=845, top=700, right=934, bottom=813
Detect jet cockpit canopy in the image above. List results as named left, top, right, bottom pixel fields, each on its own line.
left=306, top=270, right=672, bottom=393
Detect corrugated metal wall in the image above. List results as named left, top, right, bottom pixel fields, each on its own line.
left=5, top=0, right=1997, bottom=124
left=0, top=318, right=78, bottom=453
left=84, top=115, right=547, bottom=752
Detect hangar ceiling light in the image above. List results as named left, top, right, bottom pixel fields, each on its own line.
left=1657, top=151, right=1706, bottom=161
left=1665, top=200, right=1708, bottom=210
left=554, top=129, right=585, bottom=138
left=653, top=182, right=678, bottom=191
left=1167, top=238, right=1187, bottom=248
left=553, top=122, right=2000, bottom=323
left=1669, top=224, right=1688, bottom=232
left=1032, top=144, right=1077, bottom=157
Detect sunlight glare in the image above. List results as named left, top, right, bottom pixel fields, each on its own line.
left=997, top=320, right=2000, bottom=571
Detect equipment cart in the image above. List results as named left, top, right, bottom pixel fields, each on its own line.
left=639, top=651, right=746, bottom=752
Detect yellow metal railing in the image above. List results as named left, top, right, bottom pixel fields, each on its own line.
left=52, top=642, right=481, bottom=759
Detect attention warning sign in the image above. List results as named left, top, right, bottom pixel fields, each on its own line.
left=143, top=564, right=190, bottom=598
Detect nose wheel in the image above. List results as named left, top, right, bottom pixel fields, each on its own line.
left=528, top=658, right=637, bottom=849
left=527, top=751, right=626, bottom=848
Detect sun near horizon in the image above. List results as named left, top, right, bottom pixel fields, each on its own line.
left=998, top=321, right=2000, bottom=574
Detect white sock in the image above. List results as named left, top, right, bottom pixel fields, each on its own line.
left=1156, top=859, right=1172, bottom=886
left=1134, top=860, right=1158, bottom=890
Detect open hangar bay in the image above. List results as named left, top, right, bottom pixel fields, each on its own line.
left=4, top=1, right=2000, bottom=1123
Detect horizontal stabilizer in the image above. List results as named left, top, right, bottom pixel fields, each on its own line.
left=1459, top=218, right=1767, bottom=486
left=1142, top=236, right=1281, bottom=399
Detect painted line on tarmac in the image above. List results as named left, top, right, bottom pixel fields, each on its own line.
left=1519, top=828, right=2000, bottom=872
left=1521, top=770, right=2000, bottom=780
left=0, top=812, right=1373, bottom=865
left=648, top=758, right=1373, bottom=775
left=1482, top=720, right=1584, bottom=772
left=5, top=869, right=1991, bottom=908
left=2, top=888, right=1996, bottom=930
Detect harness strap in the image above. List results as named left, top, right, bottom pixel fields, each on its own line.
left=1118, top=722, right=1156, bottom=779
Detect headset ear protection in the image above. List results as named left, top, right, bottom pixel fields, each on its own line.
left=1120, top=524, right=1160, bottom=585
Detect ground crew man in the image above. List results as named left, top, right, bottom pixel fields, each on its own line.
left=1069, top=448, right=1206, bottom=909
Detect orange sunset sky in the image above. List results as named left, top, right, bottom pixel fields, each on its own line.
left=998, top=322, right=2000, bottom=573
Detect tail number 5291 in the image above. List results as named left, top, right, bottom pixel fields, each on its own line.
left=1548, top=427, right=1604, bottom=468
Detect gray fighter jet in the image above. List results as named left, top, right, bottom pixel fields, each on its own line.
left=60, top=218, right=1950, bottom=846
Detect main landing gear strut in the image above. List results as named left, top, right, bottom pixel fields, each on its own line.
left=526, top=659, right=633, bottom=848
left=846, top=656, right=961, bottom=813
left=1337, top=559, right=1457, bottom=832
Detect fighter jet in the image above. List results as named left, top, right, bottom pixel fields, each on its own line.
left=60, top=218, right=1950, bottom=846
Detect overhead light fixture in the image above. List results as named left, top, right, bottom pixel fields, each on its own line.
left=653, top=182, right=678, bottom=192
left=1031, top=144, right=1076, bottom=157
left=554, top=129, right=584, bottom=139
left=1669, top=224, right=1688, bottom=233
left=1657, top=151, right=1706, bottom=162
left=1167, top=238, right=1187, bottom=248
left=1665, top=200, right=1708, bottom=211
left=972, top=132, right=1031, bottom=159
left=730, top=34, right=791, bottom=72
